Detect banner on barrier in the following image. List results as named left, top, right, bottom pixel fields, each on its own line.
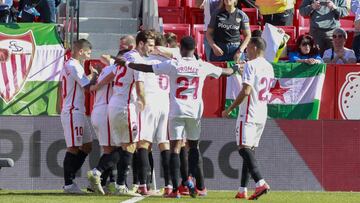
left=225, top=63, right=326, bottom=119
left=0, top=23, right=64, bottom=115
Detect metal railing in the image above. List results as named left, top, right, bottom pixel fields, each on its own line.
left=63, top=0, right=79, bottom=49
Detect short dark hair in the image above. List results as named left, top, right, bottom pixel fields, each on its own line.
left=296, top=34, right=320, bottom=56
left=251, top=30, right=263, bottom=38
left=74, top=39, right=92, bottom=50
left=180, top=36, right=195, bottom=51
left=155, top=32, right=166, bottom=46
left=249, top=37, right=266, bottom=52
left=136, top=30, right=155, bottom=45
left=164, top=32, right=177, bottom=46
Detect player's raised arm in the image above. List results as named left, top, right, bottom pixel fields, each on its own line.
left=114, top=58, right=154, bottom=73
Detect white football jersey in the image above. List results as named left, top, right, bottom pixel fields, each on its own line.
left=61, top=58, right=90, bottom=114
left=109, top=50, right=145, bottom=108
left=153, top=57, right=222, bottom=119
left=238, top=57, right=274, bottom=124
left=143, top=55, right=170, bottom=106
left=93, top=65, right=115, bottom=108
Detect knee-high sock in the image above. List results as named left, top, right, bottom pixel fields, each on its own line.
left=161, top=150, right=171, bottom=186
left=188, top=148, right=205, bottom=190
left=137, top=148, right=150, bottom=185
left=96, top=150, right=120, bottom=173
left=101, top=167, right=111, bottom=186
left=147, top=151, right=154, bottom=186
left=240, top=160, right=250, bottom=187
left=238, top=148, right=262, bottom=183
left=179, top=147, right=188, bottom=185
left=70, top=150, right=88, bottom=180
left=132, top=151, right=139, bottom=185
left=170, top=153, right=181, bottom=191
left=117, top=149, right=133, bottom=186
left=63, top=152, right=78, bottom=186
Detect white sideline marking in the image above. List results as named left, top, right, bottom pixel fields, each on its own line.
left=121, top=196, right=145, bottom=203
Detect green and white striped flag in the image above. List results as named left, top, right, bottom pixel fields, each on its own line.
left=225, top=62, right=326, bottom=119
left=268, top=63, right=326, bottom=119
left=0, top=23, right=64, bottom=115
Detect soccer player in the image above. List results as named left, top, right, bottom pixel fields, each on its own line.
left=87, top=61, right=119, bottom=195
left=115, top=36, right=236, bottom=198
left=139, top=33, right=173, bottom=195
left=222, top=37, right=274, bottom=200
left=92, top=30, right=155, bottom=196
left=61, top=39, right=100, bottom=193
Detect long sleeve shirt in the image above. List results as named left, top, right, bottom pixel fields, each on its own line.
left=300, top=0, right=349, bottom=29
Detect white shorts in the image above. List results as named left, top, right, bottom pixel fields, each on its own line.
left=168, top=117, right=201, bottom=141
left=139, top=104, right=169, bottom=144
left=108, top=104, right=139, bottom=145
left=61, top=111, right=93, bottom=147
left=236, top=119, right=265, bottom=148
left=91, top=105, right=117, bottom=146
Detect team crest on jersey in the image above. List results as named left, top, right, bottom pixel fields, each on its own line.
left=236, top=18, right=241, bottom=23
left=0, top=30, right=35, bottom=103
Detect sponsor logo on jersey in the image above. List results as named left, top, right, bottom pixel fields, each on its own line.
left=0, top=30, right=35, bottom=103
left=338, top=72, right=360, bottom=119
left=217, top=22, right=240, bottom=30
left=219, top=17, right=226, bottom=21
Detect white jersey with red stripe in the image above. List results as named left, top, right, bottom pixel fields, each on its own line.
left=153, top=57, right=222, bottom=119
left=143, top=55, right=170, bottom=106
left=109, top=50, right=145, bottom=109
left=93, top=65, right=115, bottom=108
left=61, top=58, right=90, bottom=114
left=238, top=57, right=274, bottom=124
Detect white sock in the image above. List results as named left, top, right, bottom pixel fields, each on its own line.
left=256, top=179, right=266, bottom=187
left=238, top=187, right=247, bottom=193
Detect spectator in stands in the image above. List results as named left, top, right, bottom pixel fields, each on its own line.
left=323, top=28, right=357, bottom=64
left=289, top=34, right=323, bottom=64
left=351, top=0, right=360, bottom=62
left=300, top=0, right=349, bottom=55
left=119, top=35, right=136, bottom=51
left=206, top=0, right=251, bottom=62
left=256, top=0, right=295, bottom=26
left=201, top=0, right=221, bottom=60
left=18, top=0, right=55, bottom=23
left=252, top=29, right=263, bottom=37
left=164, top=32, right=178, bottom=48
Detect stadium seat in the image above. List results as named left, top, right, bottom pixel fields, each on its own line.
left=158, top=0, right=181, bottom=7
left=192, top=24, right=205, bottom=59
left=158, top=7, right=185, bottom=23
left=182, top=0, right=197, bottom=8
left=185, top=7, right=204, bottom=24
left=340, top=16, right=355, bottom=28
left=163, top=24, right=191, bottom=42
left=297, top=10, right=310, bottom=27
left=242, top=8, right=259, bottom=25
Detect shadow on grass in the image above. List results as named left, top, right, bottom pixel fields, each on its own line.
left=0, top=192, right=107, bottom=197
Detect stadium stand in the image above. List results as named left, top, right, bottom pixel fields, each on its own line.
left=162, top=23, right=191, bottom=42
left=242, top=7, right=259, bottom=25
left=192, top=24, right=205, bottom=59
left=157, top=0, right=181, bottom=7
left=158, top=6, right=185, bottom=23
left=185, top=7, right=204, bottom=24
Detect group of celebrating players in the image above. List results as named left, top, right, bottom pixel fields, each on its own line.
left=60, top=29, right=273, bottom=200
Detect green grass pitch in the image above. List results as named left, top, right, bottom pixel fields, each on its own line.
left=1, top=190, right=360, bottom=203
